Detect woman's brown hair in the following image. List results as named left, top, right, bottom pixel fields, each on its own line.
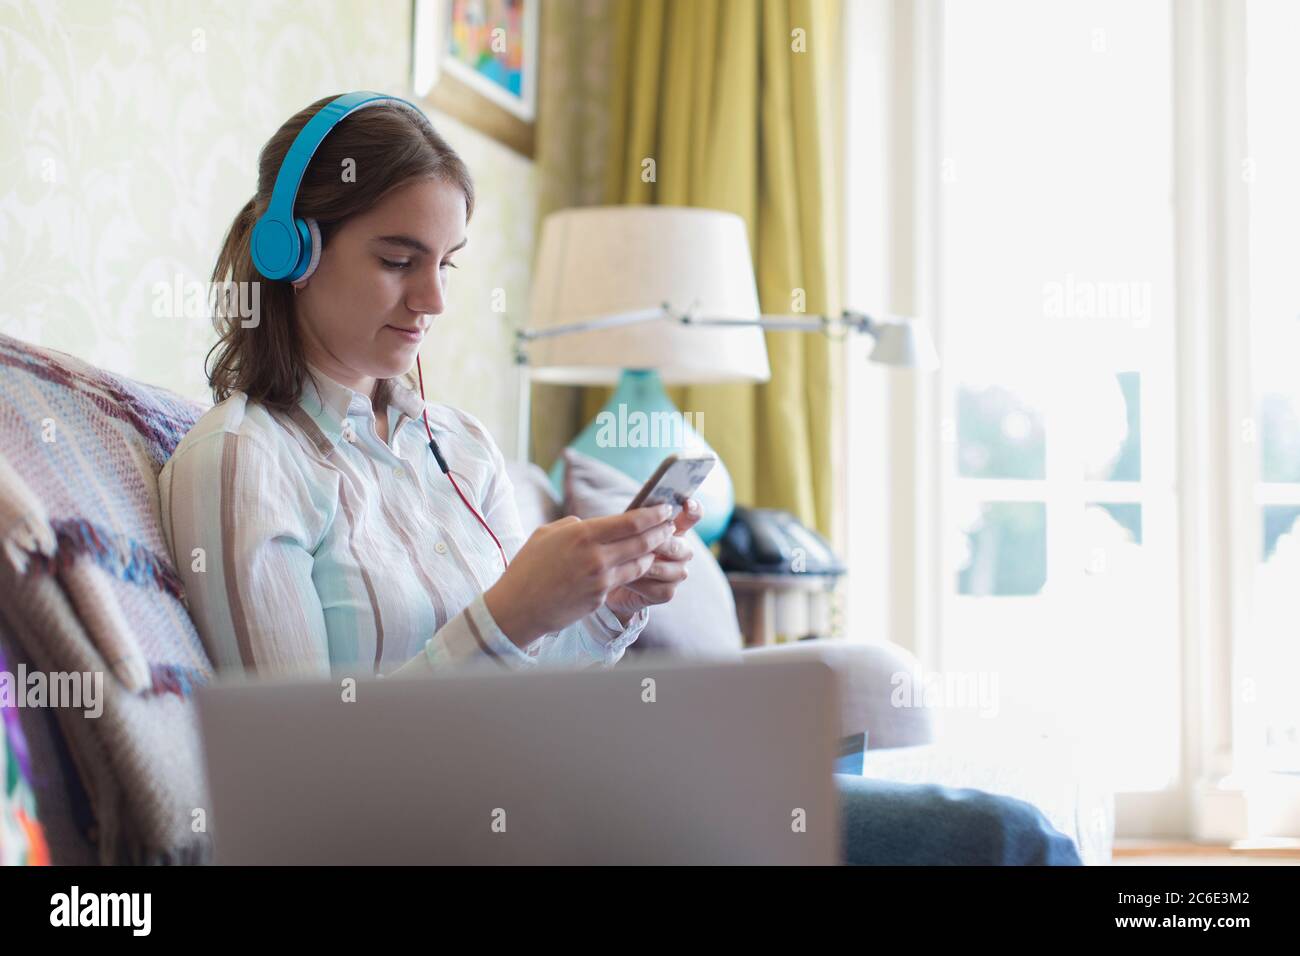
left=205, top=94, right=475, bottom=411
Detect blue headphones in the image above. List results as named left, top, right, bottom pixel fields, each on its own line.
left=250, top=91, right=424, bottom=283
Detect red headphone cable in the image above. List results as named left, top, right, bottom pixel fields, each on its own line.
left=415, top=354, right=509, bottom=570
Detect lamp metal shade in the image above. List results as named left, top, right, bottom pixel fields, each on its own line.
left=869, top=319, right=940, bottom=371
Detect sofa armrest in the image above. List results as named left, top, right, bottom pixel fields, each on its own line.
left=741, top=640, right=934, bottom=749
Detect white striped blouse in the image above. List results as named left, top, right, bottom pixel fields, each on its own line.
left=158, top=362, right=648, bottom=679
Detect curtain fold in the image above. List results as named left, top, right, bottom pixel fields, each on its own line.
left=581, top=0, right=842, bottom=536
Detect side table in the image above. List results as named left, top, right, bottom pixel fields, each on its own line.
left=725, top=571, right=839, bottom=647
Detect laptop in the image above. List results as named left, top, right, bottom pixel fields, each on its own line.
left=195, top=655, right=841, bottom=865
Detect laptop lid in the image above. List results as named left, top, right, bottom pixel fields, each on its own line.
left=196, top=655, right=840, bottom=864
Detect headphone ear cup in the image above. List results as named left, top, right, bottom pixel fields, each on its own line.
left=292, top=217, right=322, bottom=283
left=251, top=214, right=301, bottom=281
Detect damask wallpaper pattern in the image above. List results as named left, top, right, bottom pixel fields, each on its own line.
left=0, top=0, right=564, bottom=455
left=531, top=0, right=616, bottom=469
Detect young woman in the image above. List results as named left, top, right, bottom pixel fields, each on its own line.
left=160, top=94, right=1081, bottom=865
left=160, top=96, right=694, bottom=678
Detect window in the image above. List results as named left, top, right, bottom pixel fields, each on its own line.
left=843, top=0, right=1300, bottom=838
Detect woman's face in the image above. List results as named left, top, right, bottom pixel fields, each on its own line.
left=292, top=176, right=467, bottom=395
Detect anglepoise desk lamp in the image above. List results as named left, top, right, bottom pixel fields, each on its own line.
left=517, top=205, right=939, bottom=544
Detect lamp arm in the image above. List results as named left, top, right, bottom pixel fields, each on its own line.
left=517, top=306, right=671, bottom=343
left=841, top=309, right=878, bottom=336
left=515, top=305, right=673, bottom=366
left=679, top=310, right=882, bottom=337
left=512, top=305, right=905, bottom=463
left=681, top=314, right=828, bottom=332
left=517, top=308, right=888, bottom=360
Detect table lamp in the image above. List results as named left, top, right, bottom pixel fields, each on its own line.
left=517, top=204, right=942, bottom=545
left=521, top=205, right=771, bottom=543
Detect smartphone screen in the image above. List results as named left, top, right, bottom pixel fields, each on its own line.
left=626, top=453, right=717, bottom=517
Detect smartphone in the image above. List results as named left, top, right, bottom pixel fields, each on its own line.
left=625, top=452, right=717, bottom=519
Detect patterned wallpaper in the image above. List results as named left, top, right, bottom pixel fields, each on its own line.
left=532, top=0, right=616, bottom=470
left=0, top=0, right=550, bottom=457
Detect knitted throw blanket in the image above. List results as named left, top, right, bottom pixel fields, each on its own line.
left=0, top=333, right=214, bottom=693
left=0, top=332, right=216, bottom=862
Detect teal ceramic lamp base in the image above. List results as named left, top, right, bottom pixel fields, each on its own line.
left=549, top=369, right=733, bottom=544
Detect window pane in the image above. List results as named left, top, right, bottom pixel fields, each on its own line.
left=1255, top=506, right=1300, bottom=771
left=957, top=383, right=1046, bottom=479
left=957, top=502, right=1047, bottom=596
left=1259, top=391, right=1300, bottom=483
left=1085, top=503, right=1141, bottom=576
left=1247, top=0, right=1300, bottom=771
left=940, top=0, right=1177, bottom=792
left=1085, top=372, right=1141, bottom=481
left=1261, top=505, right=1300, bottom=562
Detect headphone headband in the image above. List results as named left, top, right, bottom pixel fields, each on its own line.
left=250, top=91, right=424, bottom=282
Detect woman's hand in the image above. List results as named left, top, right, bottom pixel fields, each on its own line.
left=483, top=504, right=679, bottom=647
left=604, top=498, right=703, bottom=625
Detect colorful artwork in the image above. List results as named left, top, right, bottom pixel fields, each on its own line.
left=448, top=0, right=527, bottom=103
left=412, top=0, right=538, bottom=154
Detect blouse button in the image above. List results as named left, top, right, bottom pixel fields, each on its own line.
left=435, top=541, right=448, bottom=555
left=393, top=466, right=404, bottom=478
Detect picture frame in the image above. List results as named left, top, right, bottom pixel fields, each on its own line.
left=411, top=0, right=539, bottom=158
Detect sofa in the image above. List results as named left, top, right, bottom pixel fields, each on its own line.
left=0, top=331, right=1110, bottom=864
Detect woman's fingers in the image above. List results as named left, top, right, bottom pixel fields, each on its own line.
left=606, top=551, right=656, bottom=592
left=653, top=535, right=693, bottom=561
left=600, top=520, right=676, bottom=566
left=582, top=505, right=674, bottom=543
left=672, top=497, right=703, bottom=535
left=597, top=512, right=695, bottom=567
left=638, top=559, right=690, bottom=583
left=619, top=577, right=678, bottom=605
left=616, top=551, right=691, bottom=603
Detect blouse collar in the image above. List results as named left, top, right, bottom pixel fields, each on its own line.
left=298, top=360, right=435, bottom=449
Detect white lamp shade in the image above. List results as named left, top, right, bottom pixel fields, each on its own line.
left=526, top=205, right=771, bottom=385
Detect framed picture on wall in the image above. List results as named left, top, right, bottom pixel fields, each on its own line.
left=411, top=0, right=539, bottom=158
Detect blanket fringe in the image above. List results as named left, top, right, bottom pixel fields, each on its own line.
left=147, top=662, right=208, bottom=698
left=2, top=513, right=57, bottom=574
left=37, top=518, right=187, bottom=601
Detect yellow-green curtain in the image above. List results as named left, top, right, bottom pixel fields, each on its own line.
left=581, top=0, right=843, bottom=537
